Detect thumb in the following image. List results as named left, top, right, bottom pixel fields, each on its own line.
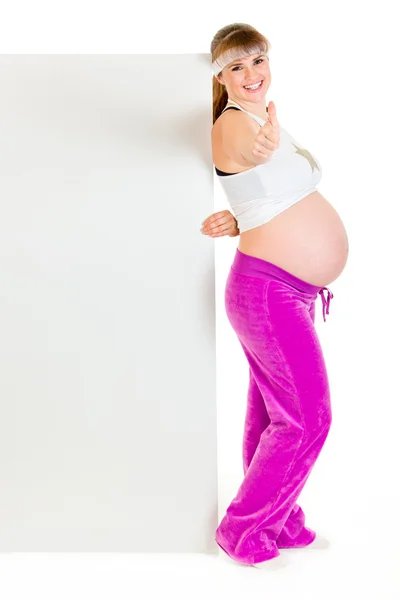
left=267, top=100, right=278, bottom=127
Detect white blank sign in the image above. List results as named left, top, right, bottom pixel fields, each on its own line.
left=0, top=54, right=217, bottom=552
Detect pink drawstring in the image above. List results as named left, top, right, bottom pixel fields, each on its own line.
left=318, top=287, right=334, bottom=322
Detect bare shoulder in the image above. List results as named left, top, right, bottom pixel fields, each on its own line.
left=211, top=109, right=259, bottom=149
left=213, top=108, right=259, bottom=135
left=212, top=109, right=258, bottom=171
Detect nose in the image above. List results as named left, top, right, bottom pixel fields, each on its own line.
left=245, top=69, right=263, bottom=82
left=244, top=73, right=259, bottom=83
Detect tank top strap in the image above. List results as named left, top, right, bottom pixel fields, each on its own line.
left=222, top=100, right=267, bottom=126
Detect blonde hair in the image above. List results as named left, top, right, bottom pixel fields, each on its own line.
left=210, top=23, right=270, bottom=124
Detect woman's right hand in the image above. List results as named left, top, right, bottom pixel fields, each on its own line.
left=252, top=100, right=280, bottom=162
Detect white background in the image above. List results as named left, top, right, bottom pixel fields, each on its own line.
left=1, top=0, right=399, bottom=598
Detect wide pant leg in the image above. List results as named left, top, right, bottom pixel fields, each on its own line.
left=240, top=299, right=318, bottom=549
left=215, top=266, right=332, bottom=565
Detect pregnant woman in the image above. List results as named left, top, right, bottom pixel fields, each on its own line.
left=202, top=23, right=349, bottom=567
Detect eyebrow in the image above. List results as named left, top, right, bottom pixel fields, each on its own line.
left=229, top=54, right=264, bottom=68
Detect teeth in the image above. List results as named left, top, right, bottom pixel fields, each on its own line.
left=244, top=81, right=262, bottom=90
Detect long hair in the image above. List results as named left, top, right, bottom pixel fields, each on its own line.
left=211, top=23, right=270, bottom=124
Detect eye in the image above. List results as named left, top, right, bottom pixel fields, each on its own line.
left=232, top=58, right=264, bottom=72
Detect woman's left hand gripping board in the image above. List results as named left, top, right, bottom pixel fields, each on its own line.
left=200, top=210, right=239, bottom=238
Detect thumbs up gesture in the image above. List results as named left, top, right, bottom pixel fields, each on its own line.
left=252, top=100, right=280, bottom=162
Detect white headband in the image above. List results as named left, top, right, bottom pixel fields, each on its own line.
left=212, top=48, right=269, bottom=77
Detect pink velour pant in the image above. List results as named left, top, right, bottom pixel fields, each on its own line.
left=215, top=248, right=334, bottom=565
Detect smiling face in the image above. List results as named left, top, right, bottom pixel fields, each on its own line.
left=216, top=52, right=271, bottom=107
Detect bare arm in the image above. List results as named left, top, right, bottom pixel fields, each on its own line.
left=221, top=112, right=266, bottom=167
left=220, top=101, right=280, bottom=167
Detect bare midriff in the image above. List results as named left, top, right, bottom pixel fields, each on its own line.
left=237, top=190, right=349, bottom=287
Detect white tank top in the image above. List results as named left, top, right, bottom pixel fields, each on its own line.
left=215, top=100, right=322, bottom=233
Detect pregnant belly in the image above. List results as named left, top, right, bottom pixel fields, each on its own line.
left=237, top=191, right=349, bottom=287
